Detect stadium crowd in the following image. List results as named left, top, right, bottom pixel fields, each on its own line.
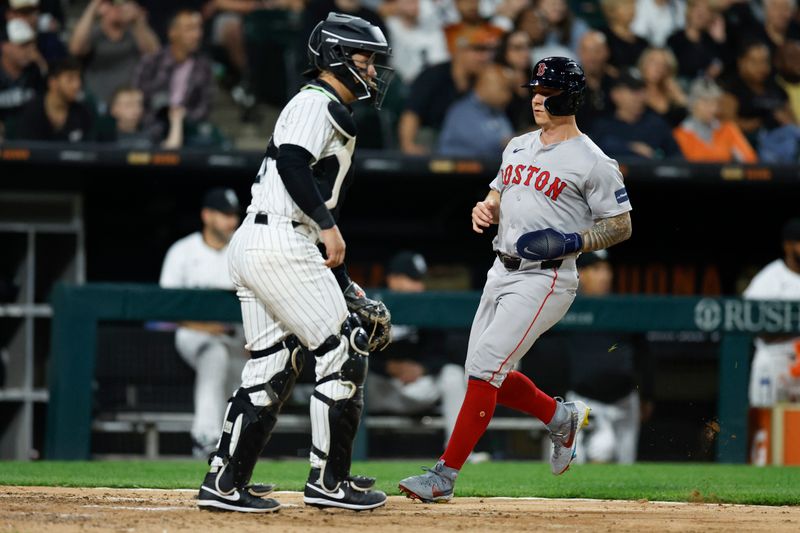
left=0, top=0, right=798, bottom=161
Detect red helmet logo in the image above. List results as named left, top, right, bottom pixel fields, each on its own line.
left=537, top=62, right=546, bottom=77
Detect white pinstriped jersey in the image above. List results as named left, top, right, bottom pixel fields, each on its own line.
left=248, top=86, right=350, bottom=228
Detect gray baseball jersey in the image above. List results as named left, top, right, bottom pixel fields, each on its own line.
left=490, top=130, right=631, bottom=257
left=466, top=130, right=633, bottom=387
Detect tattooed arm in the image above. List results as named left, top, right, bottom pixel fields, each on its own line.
left=516, top=211, right=632, bottom=261
left=579, top=212, right=632, bottom=252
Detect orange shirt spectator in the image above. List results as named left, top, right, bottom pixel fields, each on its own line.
left=673, top=78, right=757, bottom=163
left=444, top=0, right=504, bottom=55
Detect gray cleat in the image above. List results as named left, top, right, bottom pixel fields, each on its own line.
left=398, top=459, right=458, bottom=503
left=549, top=400, right=590, bottom=475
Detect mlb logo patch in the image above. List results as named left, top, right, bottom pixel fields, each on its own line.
left=615, top=187, right=629, bottom=204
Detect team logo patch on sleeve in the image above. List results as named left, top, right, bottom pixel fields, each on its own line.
left=615, top=187, right=629, bottom=204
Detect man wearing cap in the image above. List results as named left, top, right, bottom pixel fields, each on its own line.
left=159, top=187, right=248, bottom=458
left=367, top=251, right=468, bottom=450
left=0, top=18, right=44, bottom=137
left=562, top=250, right=652, bottom=464
left=5, top=0, right=68, bottom=68
left=744, top=218, right=800, bottom=408
left=590, top=69, right=682, bottom=160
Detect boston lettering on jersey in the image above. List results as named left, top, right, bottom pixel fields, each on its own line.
left=498, top=164, right=568, bottom=201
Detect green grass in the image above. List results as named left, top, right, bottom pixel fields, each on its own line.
left=1, top=460, right=799, bottom=506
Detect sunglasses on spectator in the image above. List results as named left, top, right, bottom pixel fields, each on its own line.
left=469, top=44, right=496, bottom=52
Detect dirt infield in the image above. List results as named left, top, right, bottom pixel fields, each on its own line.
left=2, top=486, right=799, bottom=532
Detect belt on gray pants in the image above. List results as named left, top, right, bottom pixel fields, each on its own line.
left=496, top=251, right=562, bottom=271
left=254, top=212, right=302, bottom=228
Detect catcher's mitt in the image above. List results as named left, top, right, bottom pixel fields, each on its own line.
left=343, top=281, right=392, bottom=352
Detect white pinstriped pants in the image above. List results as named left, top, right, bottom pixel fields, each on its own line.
left=227, top=213, right=353, bottom=467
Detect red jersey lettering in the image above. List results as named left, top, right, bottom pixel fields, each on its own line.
left=512, top=164, right=525, bottom=184
left=524, top=166, right=539, bottom=186
left=534, top=171, right=550, bottom=191
left=545, top=177, right=567, bottom=201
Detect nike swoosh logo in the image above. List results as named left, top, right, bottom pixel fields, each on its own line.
left=512, top=148, right=524, bottom=153
left=306, top=483, right=345, bottom=499
left=201, top=485, right=240, bottom=501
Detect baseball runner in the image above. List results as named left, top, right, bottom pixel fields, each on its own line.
left=197, top=13, right=393, bottom=513
left=159, top=187, right=247, bottom=458
left=399, top=57, right=633, bottom=502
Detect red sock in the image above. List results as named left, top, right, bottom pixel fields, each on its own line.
left=497, top=370, right=557, bottom=424
left=440, top=378, right=497, bottom=470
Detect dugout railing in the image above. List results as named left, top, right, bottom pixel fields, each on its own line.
left=43, top=283, right=800, bottom=462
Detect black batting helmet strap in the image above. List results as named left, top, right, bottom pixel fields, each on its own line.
left=525, top=56, right=586, bottom=116
left=306, top=13, right=394, bottom=109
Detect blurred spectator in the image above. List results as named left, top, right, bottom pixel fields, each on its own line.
left=591, top=70, right=682, bottom=160
left=367, top=251, right=467, bottom=451
left=133, top=8, right=212, bottom=144
left=304, top=0, right=387, bottom=42
left=744, top=218, right=800, bottom=408
left=638, top=47, right=687, bottom=127
left=397, top=26, right=497, bottom=155
left=13, top=56, right=94, bottom=142
left=69, top=0, right=160, bottom=114
left=444, top=0, right=505, bottom=55
left=0, top=18, right=44, bottom=138
left=666, top=0, right=724, bottom=81
left=159, top=187, right=247, bottom=458
left=742, top=0, right=800, bottom=58
left=515, top=6, right=574, bottom=62
left=4, top=0, right=67, bottom=68
left=135, top=1, right=207, bottom=42
left=95, top=85, right=148, bottom=146
left=203, top=0, right=292, bottom=115
left=540, top=0, right=590, bottom=54
left=673, top=78, right=757, bottom=162
left=386, top=0, right=450, bottom=85
left=565, top=250, right=653, bottom=464
left=600, top=0, right=649, bottom=68
left=489, top=0, right=533, bottom=31
left=775, top=40, right=800, bottom=122
left=437, top=63, right=514, bottom=156
left=495, top=29, right=536, bottom=132
left=1, top=0, right=64, bottom=28
left=575, top=29, right=616, bottom=131
left=720, top=40, right=798, bottom=153
left=631, top=0, right=686, bottom=47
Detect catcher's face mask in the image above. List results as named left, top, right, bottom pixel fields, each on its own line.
left=333, top=47, right=395, bottom=109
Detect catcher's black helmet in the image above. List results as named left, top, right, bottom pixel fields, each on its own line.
left=306, top=13, right=394, bottom=109
left=524, top=57, right=586, bottom=116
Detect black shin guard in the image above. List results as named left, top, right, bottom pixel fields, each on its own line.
left=313, top=314, right=370, bottom=491
left=322, top=385, right=365, bottom=489
left=211, top=338, right=305, bottom=494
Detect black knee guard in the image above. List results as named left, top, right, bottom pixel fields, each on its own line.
left=211, top=337, right=305, bottom=494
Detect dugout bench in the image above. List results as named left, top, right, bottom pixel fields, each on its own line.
left=45, top=284, right=800, bottom=463
left=90, top=412, right=545, bottom=460
left=87, top=321, right=547, bottom=459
